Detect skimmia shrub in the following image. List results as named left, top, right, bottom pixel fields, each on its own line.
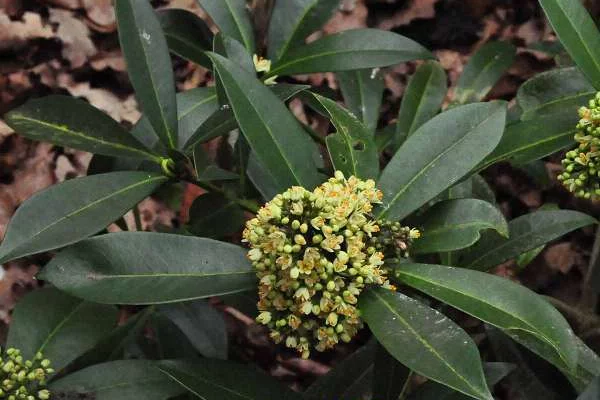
left=0, top=0, right=599, bottom=399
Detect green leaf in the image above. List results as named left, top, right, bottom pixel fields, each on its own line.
left=539, top=0, right=600, bottom=89
left=337, top=68, right=385, bottom=133
left=197, top=0, right=255, bottom=53
left=455, top=42, right=516, bottom=104
left=158, top=359, right=303, bottom=400
left=177, top=87, right=219, bottom=148
left=116, top=0, right=178, bottom=148
left=4, top=95, right=161, bottom=162
left=517, top=67, right=594, bottom=120
left=395, top=263, right=579, bottom=371
left=40, top=232, right=255, bottom=304
left=267, top=29, right=434, bottom=77
left=187, top=193, right=245, bottom=238
left=459, top=209, right=596, bottom=270
left=247, top=152, right=280, bottom=200
left=207, top=52, right=321, bottom=191
left=306, top=92, right=379, bottom=179
left=268, top=0, right=340, bottom=62
left=579, top=378, right=600, bottom=399
left=214, top=33, right=254, bottom=73
left=193, top=146, right=239, bottom=182
left=158, top=8, right=213, bottom=69
left=0, top=171, right=166, bottom=264
left=50, top=360, right=184, bottom=400
left=412, top=199, right=508, bottom=254
left=394, top=61, right=447, bottom=150
left=7, top=288, right=117, bottom=372
left=359, top=288, right=493, bottom=400
left=304, top=342, right=375, bottom=400
left=373, top=343, right=411, bottom=400
left=159, top=300, right=227, bottom=359
left=377, top=102, right=506, bottom=221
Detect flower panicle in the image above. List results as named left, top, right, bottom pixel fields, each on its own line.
left=0, top=348, right=52, bottom=399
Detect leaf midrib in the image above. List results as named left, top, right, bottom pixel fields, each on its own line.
left=159, top=367, right=254, bottom=400
left=275, top=0, right=320, bottom=61
left=37, top=301, right=85, bottom=356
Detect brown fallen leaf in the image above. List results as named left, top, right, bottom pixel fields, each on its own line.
left=49, top=8, right=97, bottom=68
left=0, top=11, right=54, bottom=51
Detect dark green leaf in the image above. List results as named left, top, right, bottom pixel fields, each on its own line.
left=394, top=61, right=447, bottom=150
left=7, top=288, right=117, bottom=372
left=267, top=29, right=434, bottom=77
left=214, top=33, right=254, bottom=73
left=0, top=171, right=167, bottom=264
left=455, top=42, right=516, bottom=104
left=116, top=0, right=178, bottom=148
left=5, top=95, right=161, bottom=161
left=158, top=8, right=213, bottom=69
left=247, top=152, right=280, bottom=200
left=187, top=193, right=245, bottom=238
left=158, top=359, right=302, bottom=400
left=412, top=199, right=508, bottom=254
left=268, top=0, right=340, bottom=62
left=150, top=313, right=199, bottom=360
left=377, top=102, right=506, bottom=221
left=359, top=288, right=493, bottom=400
left=178, top=87, right=219, bottom=148
left=50, top=360, right=184, bottom=400
left=40, top=232, right=255, bottom=304
left=579, top=378, right=600, bottom=399
left=539, top=0, right=600, bottom=89
left=337, top=68, right=384, bottom=133
left=207, top=52, right=321, bottom=191
left=197, top=0, right=255, bottom=52
left=373, top=343, right=411, bottom=400
left=395, top=263, right=579, bottom=371
left=459, top=210, right=596, bottom=270
left=193, top=145, right=239, bottom=181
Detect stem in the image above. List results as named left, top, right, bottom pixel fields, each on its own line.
left=190, top=178, right=261, bottom=214
left=398, top=371, right=413, bottom=400
left=580, top=225, right=600, bottom=312
left=133, top=206, right=143, bottom=232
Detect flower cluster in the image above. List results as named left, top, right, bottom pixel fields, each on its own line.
left=558, top=92, right=600, bottom=200
left=0, top=348, right=52, bottom=399
left=243, top=171, right=418, bottom=358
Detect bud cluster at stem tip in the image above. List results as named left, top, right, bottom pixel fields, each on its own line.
left=558, top=92, right=600, bottom=200
left=242, top=171, right=419, bottom=358
left=0, top=348, right=52, bottom=400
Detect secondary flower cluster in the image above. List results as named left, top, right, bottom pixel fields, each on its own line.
left=0, top=348, right=52, bottom=399
left=243, top=171, right=418, bottom=358
left=558, top=92, right=600, bottom=200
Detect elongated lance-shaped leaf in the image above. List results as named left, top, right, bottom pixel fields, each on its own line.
left=40, top=232, right=255, bottom=305
left=188, top=193, right=245, bottom=238
left=267, top=29, right=434, bottom=77
left=459, top=209, right=596, bottom=270
left=395, top=264, right=579, bottom=371
left=158, top=8, right=213, bottom=69
left=116, top=0, right=178, bottom=148
left=207, top=52, right=321, bottom=191
left=4, top=95, right=162, bottom=162
left=177, top=87, right=219, bottom=148
left=539, top=0, right=600, bottom=89
left=50, top=360, right=184, bottom=400
left=373, top=343, right=412, bottom=400
left=359, top=288, right=493, bottom=400
left=158, top=359, right=303, bottom=400
left=0, top=171, right=167, bottom=264
left=337, top=68, right=385, bottom=134
left=197, top=0, right=255, bottom=53
left=7, top=288, right=118, bottom=372
left=305, top=92, right=379, bottom=179
left=377, top=102, right=506, bottom=221
left=268, top=0, right=340, bottom=62
left=412, top=199, right=508, bottom=254
left=394, top=61, right=447, bottom=150
left=455, top=42, right=516, bottom=104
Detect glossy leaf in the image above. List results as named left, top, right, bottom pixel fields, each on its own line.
left=267, top=29, right=434, bottom=77
left=0, top=171, right=167, bottom=264
left=50, top=360, right=183, bottom=400
left=412, top=199, right=508, bottom=254
left=247, top=152, right=280, bottom=201
left=116, top=0, right=178, bottom=148
left=396, top=263, right=579, bottom=371
left=455, top=42, right=516, bottom=104
left=539, top=0, right=600, bottom=89
left=394, top=61, right=447, bottom=150
left=359, top=288, right=493, bottom=400
left=337, top=68, right=385, bottom=133
left=459, top=209, right=596, bottom=270
left=5, top=95, right=161, bottom=161
left=268, top=0, right=340, bottom=62
left=306, top=92, right=379, bottom=179
left=193, top=146, right=239, bottom=182
left=40, top=232, right=255, bottom=304
left=158, top=8, right=213, bottom=69
left=177, top=87, right=219, bottom=148
left=207, top=52, right=321, bottom=191
left=7, top=288, right=117, bottom=372
left=197, top=0, right=255, bottom=52
left=373, top=344, right=412, bottom=400
left=213, top=33, right=254, bottom=73
left=158, top=359, right=302, bottom=400
left=187, top=193, right=245, bottom=238
left=377, top=102, right=506, bottom=221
